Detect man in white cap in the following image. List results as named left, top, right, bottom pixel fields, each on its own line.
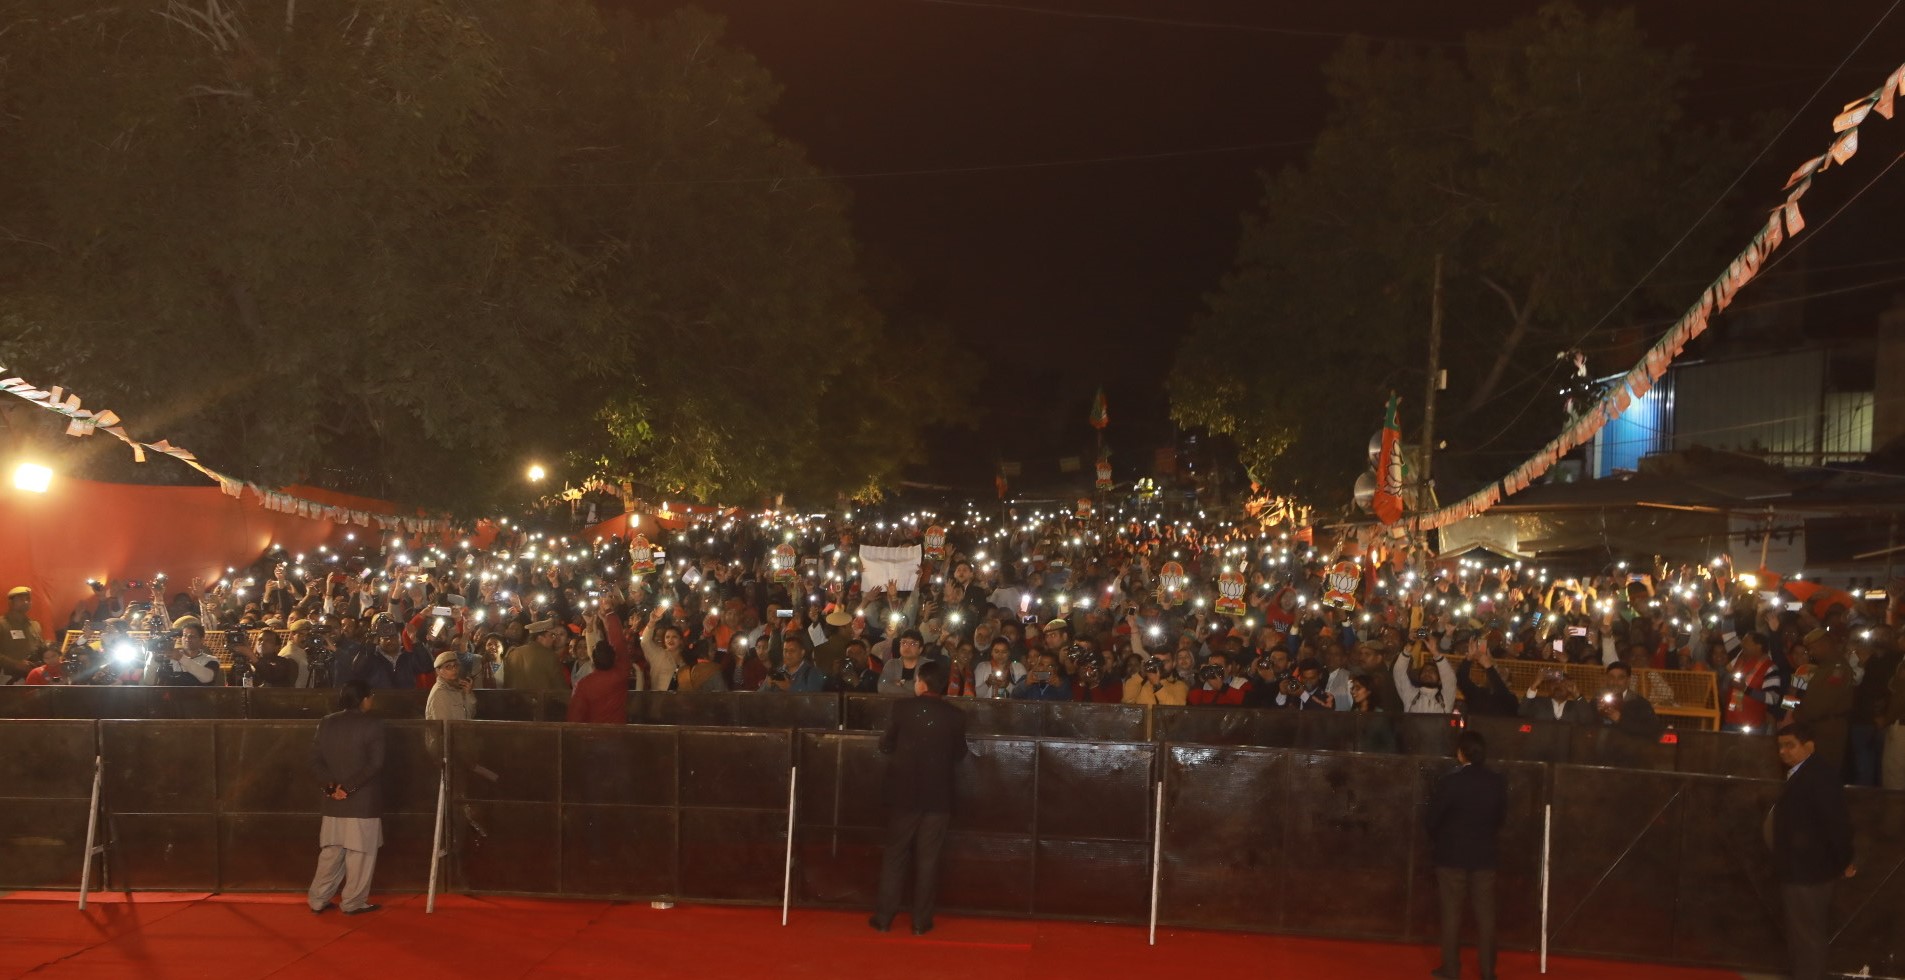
left=283, top=619, right=318, bottom=688
left=810, top=605, right=856, bottom=677
left=425, top=650, right=476, bottom=721
left=1, top=586, right=48, bottom=683
left=503, top=619, right=567, bottom=692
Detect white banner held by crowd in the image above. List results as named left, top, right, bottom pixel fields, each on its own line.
left=859, top=545, right=923, bottom=593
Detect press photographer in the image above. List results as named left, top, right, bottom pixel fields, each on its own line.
left=141, top=617, right=219, bottom=686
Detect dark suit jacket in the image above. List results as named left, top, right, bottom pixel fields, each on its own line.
left=880, top=695, right=970, bottom=814
left=311, top=708, right=386, bottom=819
left=1425, top=762, right=1508, bottom=870
left=1773, top=755, right=1854, bottom=884
left=1519, top=696, right=1594, bottom=726
left=1606, top=691, right=1663, bottom=737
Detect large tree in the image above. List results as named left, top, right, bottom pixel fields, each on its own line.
left=0, top=0, right=959, bottom=512
left=1170, top=3, right=1741, bottom=509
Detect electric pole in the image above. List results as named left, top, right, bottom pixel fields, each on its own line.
left=1421, top=253, right=1444, bottom=511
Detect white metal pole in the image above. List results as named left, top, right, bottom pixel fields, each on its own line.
left=1539, top=802, right=1552, bottom=974
left=77, top=755, right=103, bottom=911
left=426, top=757, right=448, bottom=913
left=1148, top=780, right=1165, bottom=946
left=781, top=766, right=799, bottom=926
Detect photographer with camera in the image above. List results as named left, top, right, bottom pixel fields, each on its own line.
left=1121, top=655, right=1187, bottom=706
left=1068, top=649, right=1121, bottom=703
left=141, top=616, right=219, bottom=686
left=1272, top=657, right=1335, bottom=710
left=224, top=628, right=257, bottom=687
left=1240, top=654, right=1284, bottom=708
left=1187, top=652, right=1248, bottom=706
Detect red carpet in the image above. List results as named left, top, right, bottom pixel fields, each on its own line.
left=0, top=892, right=1742, bottom=979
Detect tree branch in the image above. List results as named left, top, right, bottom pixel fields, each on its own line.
left=1458, top=273, right=1546, bottom=417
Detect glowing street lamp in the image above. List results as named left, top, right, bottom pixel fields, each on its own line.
left=526, top=463, right=547, bottom=482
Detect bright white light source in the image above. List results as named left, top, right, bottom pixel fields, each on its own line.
left=11, top=462, right=51, bottom=493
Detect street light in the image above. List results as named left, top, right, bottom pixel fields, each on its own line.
left=12, top=462, right=52, bottom=493
left=526, top=463, right=547, bottom=482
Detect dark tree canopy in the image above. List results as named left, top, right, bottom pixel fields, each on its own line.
left=0, top=0, right=966, bottom=513
left=1170, top=3, right=1742, bottom=510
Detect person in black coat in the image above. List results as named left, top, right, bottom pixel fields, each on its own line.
left=306, top=680, right=387, bottom=915
left=1771, top=722, right=1857, bottom=980
left=1426, top=730, right=1508, bottom=980
left=1455, top=642, right=1520, bottom=716
left=871, top=660, right=970, bottom=935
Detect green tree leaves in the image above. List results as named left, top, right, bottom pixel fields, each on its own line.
left=1171, top=3, right=1739, bottom=511
left=0, top=0, right=952, bottom=513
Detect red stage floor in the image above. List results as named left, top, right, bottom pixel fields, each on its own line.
left=0, top=892, right=1745, bottom=980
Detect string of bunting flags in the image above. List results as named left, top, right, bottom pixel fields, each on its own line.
left=0, top=365, right=452, bottom=534
left=1409, top=59, right=1905, bottom=533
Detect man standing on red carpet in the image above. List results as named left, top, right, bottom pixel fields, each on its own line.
left=308, top=679, right=387, bottom=916
left=871, top=660, right=969, bottom=936
left=1426, top=730, right=1506, bottom=980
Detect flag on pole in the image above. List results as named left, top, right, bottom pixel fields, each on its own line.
left=1089, top=387, right=1109, bottom=430
left=1373, top=395, right=1404, bottom=526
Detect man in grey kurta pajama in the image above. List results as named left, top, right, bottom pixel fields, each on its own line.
left=308, top=680, right=387, bottom=915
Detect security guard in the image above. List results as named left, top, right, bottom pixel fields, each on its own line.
left=1792, top=628, right=1855, bottom=783
left=1, top=586, right=50, bottom=682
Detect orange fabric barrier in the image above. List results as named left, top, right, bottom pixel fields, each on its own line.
left=0, top=478, right=456, bottom=637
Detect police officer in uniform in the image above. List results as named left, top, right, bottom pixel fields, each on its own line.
left=1, top=586, right=50, bottom=682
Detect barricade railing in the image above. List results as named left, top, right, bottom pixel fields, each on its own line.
left=0, top=716, right=1896, bottom=977
left=0, top=686, right=1777, bottom=778
left=47, top=635, right=1727, bottom=728
left=1440, top=655, right=1721, bottom=730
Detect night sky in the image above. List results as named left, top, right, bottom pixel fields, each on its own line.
left=616, top=0, right=1905, bottom=494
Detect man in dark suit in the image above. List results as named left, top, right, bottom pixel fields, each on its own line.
left=871, top=660, right=970, bottom=936
left=1426, top=730, right=1508, bottom=980
left=1518, top=672, right=1594, bottom=726
left=1771, top=722, right=1857, bottom=980
left=307, top=679, right=387, bottom=915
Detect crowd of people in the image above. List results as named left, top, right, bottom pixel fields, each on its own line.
left=2, top=503, right=1901, bottom=788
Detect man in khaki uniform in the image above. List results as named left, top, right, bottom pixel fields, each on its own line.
left=1793, top=629, right=1854, bottom=784
left=502, top=619, right=567, bottom=692
left=1, top=586, right=50, bottom=682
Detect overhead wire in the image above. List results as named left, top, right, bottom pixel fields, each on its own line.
left=1553, top=0, right=1902, bottom=353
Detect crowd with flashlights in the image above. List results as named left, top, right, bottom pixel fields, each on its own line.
left=1, top=502, right=1901, bottom=787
